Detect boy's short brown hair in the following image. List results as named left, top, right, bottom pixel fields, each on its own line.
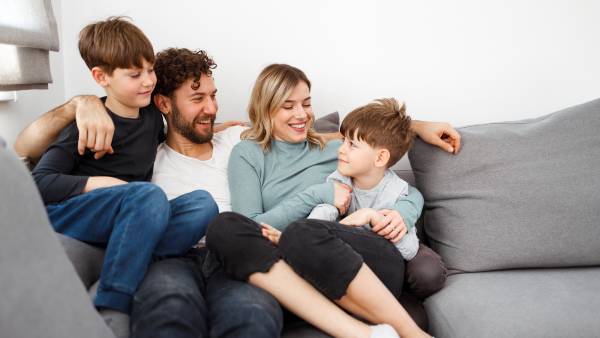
left=78, top=16, right=155, bottom=75
left=340, top=98, right=412, bottom=168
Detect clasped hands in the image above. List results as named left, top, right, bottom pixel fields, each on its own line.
left=261, top=182, right=407, bottom=246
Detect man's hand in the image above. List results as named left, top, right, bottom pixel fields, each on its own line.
left=260, top=222, right=281, bottom=246
left=371, top=209, right=407, bottom=243
left=333, top=181, right=352, bottom=215
left=73, top=96, right=114, bottom=159
left=214, top=121, right=248, bottom=133
left=83, top=176, right=127, bottom=193
left=411, top=120, right=461, bottom=154
left=339, top=208, right=378, bottom=227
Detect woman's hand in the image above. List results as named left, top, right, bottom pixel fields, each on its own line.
left=371, top=209, right=408, bottom=243
left=339, top=208, right=378, bottom=227
left=214, top=120, right=248, bottom=133
left=411, top=120, right=461, bottom=154
left=333, top=181, right=352, bottom=215
left=261, top=222, right=281, bottom=246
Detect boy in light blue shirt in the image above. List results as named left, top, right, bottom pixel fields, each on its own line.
left=309, top=98, right=446, bottom=298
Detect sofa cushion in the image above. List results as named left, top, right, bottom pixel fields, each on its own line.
left=425, top=267, right=600, bottom=338
left=57, top=233, right=105, bottom=289
left=313, top=112, right=340, bottom=133
left=409, top=98, right=600, bottom=272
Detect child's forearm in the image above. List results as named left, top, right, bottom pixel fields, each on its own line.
left=83, top=176, right=127, bottom=193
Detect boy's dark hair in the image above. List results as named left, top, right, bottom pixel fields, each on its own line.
left=340, top=98, right=412, bottom=168
left=78, top=16, right=155, bottom=75
left=153, top=48, right=217, bottom=98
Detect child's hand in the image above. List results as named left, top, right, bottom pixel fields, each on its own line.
left=260, top=223, right=281, bottom=246
left=371, top=209, right=407, bottom=243
left=340, top=208, right=378, bottom=227
left=333, top=181, right=352, bottom=215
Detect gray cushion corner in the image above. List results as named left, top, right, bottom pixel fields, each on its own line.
left=409, top=98, right=600, bottom=272
left=314, top=111, right=340, bottom=133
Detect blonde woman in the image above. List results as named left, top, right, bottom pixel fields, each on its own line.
left=206, top=64, right=459, bottom=338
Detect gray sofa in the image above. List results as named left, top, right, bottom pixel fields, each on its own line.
left=409, top=98, right=600, bottom=337
left=2, top=98, right=599, bottom=338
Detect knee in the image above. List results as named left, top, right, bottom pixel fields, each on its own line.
left=279, top=219, right=328, bottom=256
left=132, top=262, right=208, bottom=338
left=128, top=183, right=169, bottom=210
left=210, top=283, right=283, bottom=337
left=126, top=183, right=170, bottom=235
left=133, top=260, right=205, bottom=311
left=182, top=190, right=219, bottom=219
left=176, top=190, right=219, bottom=236
left=129, top=182, right=168, bottom=200
left=206, top=212, right=256, bottom=252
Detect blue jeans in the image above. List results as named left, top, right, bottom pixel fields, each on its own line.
left=131, top=249, right=283, bottom=338
left=46, top=182, right=218, bottom=313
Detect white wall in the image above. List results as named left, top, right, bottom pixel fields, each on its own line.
left=59, top=0, right=600, bottom=128
left=0, top=0, right=65, bottom=147
left=3, top=1, right=599, bottom=150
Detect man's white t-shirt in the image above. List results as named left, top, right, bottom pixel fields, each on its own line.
left=152, top=125, right=246, bottom=212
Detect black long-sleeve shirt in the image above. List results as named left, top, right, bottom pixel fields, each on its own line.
left=32, top=103, right=165, bottom=204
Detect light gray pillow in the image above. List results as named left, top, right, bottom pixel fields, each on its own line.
left=409, top=98, right=600, bottom=273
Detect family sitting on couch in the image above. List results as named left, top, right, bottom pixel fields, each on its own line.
left=15, top=17, right=461, bottom=338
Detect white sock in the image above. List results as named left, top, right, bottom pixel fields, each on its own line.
left=370, top=323, right=400, bottom=338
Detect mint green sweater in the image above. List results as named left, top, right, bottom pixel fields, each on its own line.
left=228, top=139, right=424, bottom=230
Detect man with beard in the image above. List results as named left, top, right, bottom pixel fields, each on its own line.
left=16, top=48, right=282, bottom=338
left=15, top=48, right=461, bottom=338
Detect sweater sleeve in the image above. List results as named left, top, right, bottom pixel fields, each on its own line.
left=391, top=185, right=424, bottom=231
left=32, top=124, right=89, bottom=204
left=228, top=144, right=334, bottom=230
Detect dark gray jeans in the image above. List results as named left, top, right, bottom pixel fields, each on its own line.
left=130, top=248, right=283, bottom=338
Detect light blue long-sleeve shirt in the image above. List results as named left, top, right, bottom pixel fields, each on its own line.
left=228, top=138, right=423, bottom=231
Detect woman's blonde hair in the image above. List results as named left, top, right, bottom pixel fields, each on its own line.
left=241, top=64, right=325, bottom=151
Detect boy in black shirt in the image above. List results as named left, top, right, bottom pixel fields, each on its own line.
left=32, top=17, right=218, bottom=317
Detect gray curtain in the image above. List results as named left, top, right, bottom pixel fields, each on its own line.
left=0, top=0, right=60, bottom=91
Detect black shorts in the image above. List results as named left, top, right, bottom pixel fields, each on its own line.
left=206, top=212, right=405, bottom=300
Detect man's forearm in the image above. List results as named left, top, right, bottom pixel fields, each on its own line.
left=13, top=98, right=78, bottom=160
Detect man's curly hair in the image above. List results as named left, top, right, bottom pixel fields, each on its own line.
left=153, top=48, right=217, bottom=97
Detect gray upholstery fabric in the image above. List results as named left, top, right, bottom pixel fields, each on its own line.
left=425, top=268, right=600, bottom=338
left=0, top=147, right=113, bottom=338
left=313, top=111, right=340, bottom=133
left=409, top=98, right=600, bottom=272
left=58, top=233, right=105, bottom=289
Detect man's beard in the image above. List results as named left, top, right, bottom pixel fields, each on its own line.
left=171, top=105, right=215, bottom=144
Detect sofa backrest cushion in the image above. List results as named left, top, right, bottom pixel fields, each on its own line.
left=409, top=98, right=600, bottom=273
left=314, top=111, right=340, bottom=133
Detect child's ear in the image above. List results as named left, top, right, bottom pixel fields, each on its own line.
left=91, top=67, right=108, bottom=87
left=375, top=148, right=391, bottom=168
left=154, top=94, right=172, bottom=116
